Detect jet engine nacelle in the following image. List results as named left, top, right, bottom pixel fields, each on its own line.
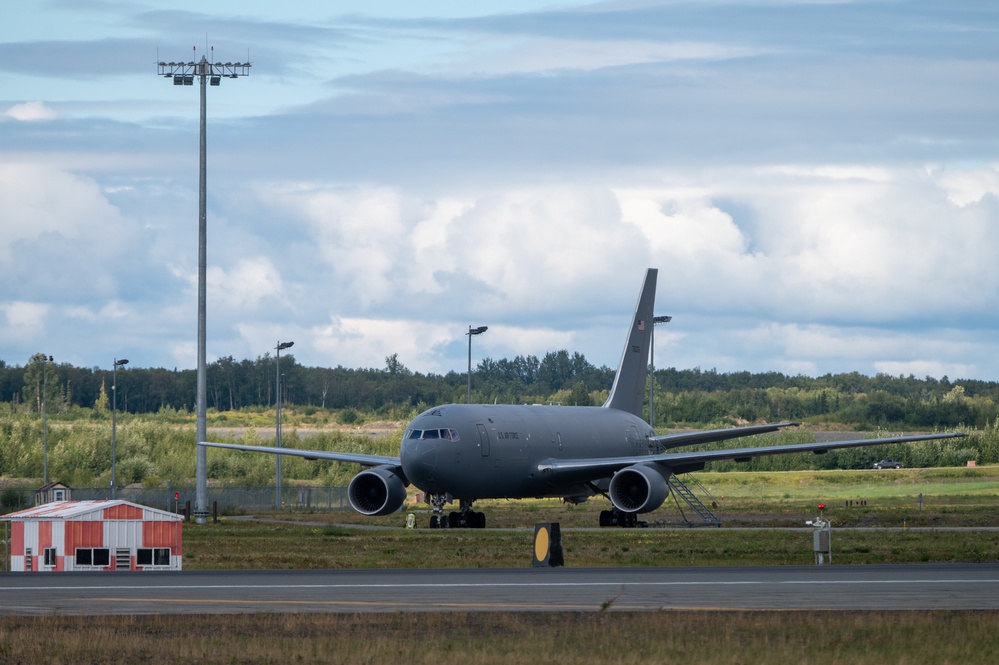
left=608, top=464, right=670, bottom=513
left=347, top=465, right=408, bottom=516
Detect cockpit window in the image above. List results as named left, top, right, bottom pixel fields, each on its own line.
left=406, top=428, right=460, bottom=441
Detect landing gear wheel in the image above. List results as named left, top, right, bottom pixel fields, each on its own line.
left=443, top=501, right=487, bottom=529
left=599, top=508, right=639, bottom=528
left=428, top=493, right=450, bottom=529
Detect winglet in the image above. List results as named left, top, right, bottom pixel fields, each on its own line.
left=603, top=268, right=658, bottom=417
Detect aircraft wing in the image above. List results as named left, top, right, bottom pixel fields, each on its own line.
left=649, top=422, right=801, bottom=450
left=538, top=432, right=968, bottom=483
left=198, top=441, right=401, bottom=467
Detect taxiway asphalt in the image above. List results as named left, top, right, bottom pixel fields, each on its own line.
left=2, top=563, right=997, bottom=615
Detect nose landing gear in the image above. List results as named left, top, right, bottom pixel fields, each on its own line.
left=427, top=495, right=486, bottom=529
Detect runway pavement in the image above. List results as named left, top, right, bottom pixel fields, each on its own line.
left=2, top=563, right=998, bottom=614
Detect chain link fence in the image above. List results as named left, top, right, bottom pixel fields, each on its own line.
left=1, top=485, right=350, bottom=516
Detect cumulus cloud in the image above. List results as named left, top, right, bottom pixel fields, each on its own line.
left=312, top=315, right=455, bottom=371
left=614, top=164, right=999, bottom=325
left=3, top=2, right=997, bottom=382
left=3, top=101, right=57, bottom=121
left=0, top=301, right=49, bottom=344
left=207, top=257, right=286, bottom=313
left=929, top=164, right=999, bottom=207
left=262, top=182, right=645, bottom=315
left=0, top=163, right=151, bottom=308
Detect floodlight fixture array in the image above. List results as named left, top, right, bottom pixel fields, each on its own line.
left=157, top=48, right=252, bottom=82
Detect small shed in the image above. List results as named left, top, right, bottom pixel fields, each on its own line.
left=2, top=500, right=182, bottom=572
left=34, top=481, right=71, bottom=505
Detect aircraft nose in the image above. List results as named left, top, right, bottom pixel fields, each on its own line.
left=401, top=438, right=437, bottom=481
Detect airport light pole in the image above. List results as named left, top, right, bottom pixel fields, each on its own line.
left=466, top=326, right=488, bottom=404
left=275, top=341, right=293, bottom=509
left=649, top=315, right=672, bottom=429
left=111, top=358, right=129, bottom=499
left=158, top=48, right=251, bottom=524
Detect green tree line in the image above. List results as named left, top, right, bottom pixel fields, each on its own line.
left=4, top=352, right=999, bottom=429
left=3, top=351, right=999, bottom=491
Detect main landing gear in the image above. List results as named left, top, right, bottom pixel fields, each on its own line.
left=599, top=508, right=643, bottom=528
left=428, top=495, right=486, bottom=529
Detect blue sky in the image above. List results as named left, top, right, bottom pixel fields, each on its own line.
left=2, top=1, right=999, bottom=381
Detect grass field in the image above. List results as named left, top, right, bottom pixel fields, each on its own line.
left=1, top=611, right=996, bottom=664
left=4, top=467, right=998, bottom=664
left=178, top=466, right=999, bottom=569
left=181, top=518, right=999, bottom=569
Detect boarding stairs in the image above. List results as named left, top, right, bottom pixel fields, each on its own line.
left=654, top=474, right=722, bottom=528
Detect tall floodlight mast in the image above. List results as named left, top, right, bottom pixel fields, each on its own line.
left=158, top=47, right=251, bottom=524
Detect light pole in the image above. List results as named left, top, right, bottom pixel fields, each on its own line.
left=649, top=315, right=672, bottom=429
left=111, top=358, right=129, bottom=499
left=158, top=48, right=251, bottom=524
left=275, top=341, right=293, bottom=509
left=39, top=354, right=53, bottom=484
left=466, top=325, right=488, bottom=404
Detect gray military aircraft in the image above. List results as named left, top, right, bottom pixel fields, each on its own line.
left=201, top=268, right=965, bottom=528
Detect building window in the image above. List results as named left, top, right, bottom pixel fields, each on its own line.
left=137, top=548, right=171, bottom=566
left=75, top=548, right=111, bottom=566
left=53, top=489, right=66, bottom=501
left=44, top=548, right=57, bottom=566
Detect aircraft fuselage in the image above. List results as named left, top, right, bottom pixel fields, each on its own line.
left=400, top=403, right=655, bottom=500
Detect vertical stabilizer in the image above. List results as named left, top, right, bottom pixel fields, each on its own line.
left=603, top=268, right=658, bottom=417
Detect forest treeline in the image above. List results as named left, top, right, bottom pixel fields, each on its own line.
left=2, top=349, right=999, bottom=430
left=3, top=351, right=999, bottom=491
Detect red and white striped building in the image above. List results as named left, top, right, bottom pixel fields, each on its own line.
left=3, top=500, right=183, bottom=572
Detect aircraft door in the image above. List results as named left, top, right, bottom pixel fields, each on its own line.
left=476, top=423, right=490, bottom=457
left=629, top=425, right=641, bottom=452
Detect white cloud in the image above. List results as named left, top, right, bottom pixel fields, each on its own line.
left=262, top=182, right=644, bottom=315
left=64, top=301, right=131, bottom=323
left=207, top=257, right=285, bottom=313
left=929, top=164, right=999, bottom=207
left=169, top=340, right=197, bottom=372
left=312, top=315, right=455, bottom=371
left=4, top=3, right=998, bottom=382
left=615, top=163, right=999, bottom=323
left=0, top=301, right=49, bottom=344
left=485, top=324, right=575, bottom=359
left=3, top=101, right=57, bottom=121
left=874, top=360, right=976, bottom=380
left=0, top=163, right=134, bottom=262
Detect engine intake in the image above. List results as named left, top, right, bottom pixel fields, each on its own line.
left=608, top=464, right=670, bottom=513
left=348, top=465, right=408, bottom=516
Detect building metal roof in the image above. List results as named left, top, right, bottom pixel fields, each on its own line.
left=1, top=500, right=182, bottom=522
